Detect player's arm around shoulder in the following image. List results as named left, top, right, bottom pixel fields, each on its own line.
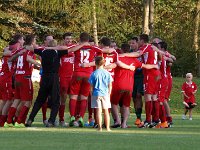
left=116, top=61, right=135, bottom=71
left=141, top=63, right=159, bottom=70
left=26, top=55, right=41, bottom=67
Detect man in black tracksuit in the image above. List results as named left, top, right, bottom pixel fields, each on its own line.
left=26, top=46, right=68, bottom=127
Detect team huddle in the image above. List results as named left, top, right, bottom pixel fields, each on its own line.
left=0, top=32, right=180, bottom=130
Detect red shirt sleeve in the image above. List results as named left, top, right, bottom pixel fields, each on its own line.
left=182, top=83, right=186, bottom=92
left=134, top=58, right=143, bottom=68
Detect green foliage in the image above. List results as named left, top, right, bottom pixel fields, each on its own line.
left=0, top=0, right=199, bottom=76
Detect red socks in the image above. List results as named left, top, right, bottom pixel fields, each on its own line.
left=79, top=100, right=87, bottom=118
left=7, top=107, right=17, bottom=124
left=17, top=106, right=29, bottom=124
left=69, top=99, right=77, bottom=117
left=152, top=101, right=160, bottom=122
left=167, top=116, right=172, bottom=123
left=159, top=105, right=166, bottom=123
left=0, top=115, right=7, bottom=127
left=59, top=104, right=65, bottom=122
left=145, top=101, right=152, bottom=123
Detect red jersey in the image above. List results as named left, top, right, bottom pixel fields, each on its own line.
left=182, top=82, right=197, bottom=103
left=114, top=56, right=142, bottom=91
left=73, top=45, right=102, bottom=77
left=103, top=51, right=118, bottom=77
left=15, top=50, right=35, bottom=76
left=140, top=44, right=159, bottom=76
left=0, top=56, right=13, bottom=82
left=59, top=44, right=75, bottom=78
left=159, top=56, right=167, bottom=78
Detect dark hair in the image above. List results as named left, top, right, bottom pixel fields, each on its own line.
left=95, top=56, right=105, bottom=66
left=159, top=41, right=167, bottom=50
left=99, top=37, right=111, bottom=46
left=80, top=32, right=89, bottom=42
left=139, top=34, right=149, bottom=43
left=24, top=34, right=35, bottom=45
left=89, top=36, right=94, bottom=42
left=131, top=36, right=138, bottom=42
left=63, top=32, right=72, bottom=39
left=43, top=34, right=53, bottom=41
left=9, top=33, right=23, bottom=45
left=121, top=43, right=130, bottom=53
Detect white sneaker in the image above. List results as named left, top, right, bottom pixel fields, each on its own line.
left=43, top=119, right=48, bottom=126
left=54, top=120, right=59, bottom=127
left=189, top=117, right=192, bottom=121
left=182, top=115, right=186, bottom=120
left=59, top=121, right=69, bottom=127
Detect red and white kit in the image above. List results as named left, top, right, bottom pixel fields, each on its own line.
left=14, top=50, right=35, bottom=101
left=111, top=56, right=142, bottom=107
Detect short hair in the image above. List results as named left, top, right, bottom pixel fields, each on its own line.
left=99, top=37, right=111, bottom=46
left=95, top=56, right=105, bottom=66
left=89, top=36, right=94, bottom=42
left=131, top=36, right=138, bottom=42
left=24, top=34, right=35, bottom=45
left=121, top=43, right=130, bottom=53
left=186, top=73, right=193, bottom=77
left=44, top=34, right=53, bottom=41
left=48, top=39, right=57, bottom=47
left=63, top=32, right=72, bottom=39
left=80, top=32, right=89, bottom=42
left=9, top=33, right=24, bottom=45
left=139, top=34, right=149, bottom=43
left=158, top=41, right=168, bottom=51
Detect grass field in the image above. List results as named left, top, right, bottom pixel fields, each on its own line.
left=0, top=77, right=199, bottom=150
left=0, top=113, right=199, bottom=150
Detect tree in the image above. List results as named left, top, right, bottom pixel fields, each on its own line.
left=92, top=0, right=98, bottom=45
left=143, top=0, right=150, bottom=34
left=149, top=0, right=154, bottom=37
left=193, top=0, right=200, bottom=76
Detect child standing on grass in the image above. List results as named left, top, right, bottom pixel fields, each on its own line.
left=89, top=56, right=113, bottom=131
left=181, top=73, right=197, bottom=120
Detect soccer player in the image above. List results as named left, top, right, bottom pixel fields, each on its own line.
left=111, top=43, right=158, bottom=128
left=4, top=34, right=41, bottom=128
left=120, top=34, right=170, bottom=128
left=155, top=42, right=174, bottom=128
left=158, top=41, right=175, bottom=127
left=89, top=56, right=113, bottom=131
left=0, top=34, right=24, bottom=127
left=129, top=37, right=144, bottom=126
left=68, top=32, right=103, bottom=127
left=181, top=73, right=197, bottom=120
left=58, top=32, right=74, bottom=127
left=25, top=39, right=88, bottom=127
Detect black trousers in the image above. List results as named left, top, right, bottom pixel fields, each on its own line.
left=28, top=73, right=60, bottom=124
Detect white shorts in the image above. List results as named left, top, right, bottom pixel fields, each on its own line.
left=91, top=96, right=111, bottom=109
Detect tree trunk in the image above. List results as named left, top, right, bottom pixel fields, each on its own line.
left=143, top=0, right=150, bottom=35
left=149, top=0, right=154, bottom=38
left=194, top=0, right=200, bottom=76
left=92, top=0, right=98, bottom=46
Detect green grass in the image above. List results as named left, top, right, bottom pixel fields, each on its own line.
left=0, top=114, right=199, bottom=150
left=1, top=77, right=198, bottom=150
left=33, top=77, right=200, bottom=114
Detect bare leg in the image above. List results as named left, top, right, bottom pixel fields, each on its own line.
left=2, top=100, right=12, bottom=115
left=121, top=106, right=129, bottom=128
left=111, top=104, right=120, bottom=124
left=189, top=109, right=192, bottom=119
left=96, top=108, right=102, bottom=131
left=103, top=109, right=111, bottom=131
